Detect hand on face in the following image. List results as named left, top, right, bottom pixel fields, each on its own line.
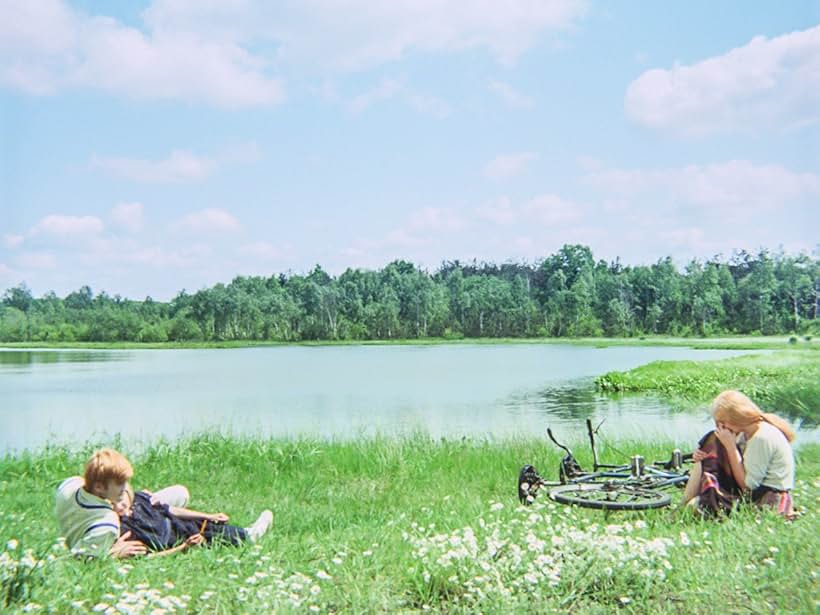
left=715, top=423, right=736, bottom=447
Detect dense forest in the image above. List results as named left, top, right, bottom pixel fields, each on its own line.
left=1, top=245, right=818, bottom=343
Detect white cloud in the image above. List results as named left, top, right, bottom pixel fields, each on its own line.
left=238, top=241, right=282, bottom=261
left=0, top=263, right=13, bottom=278
left=144, top=0, right=588, bottom=71
left=17, top=251, right=57, bottom=269
left=175, top=208, right=242, bottom=233
left=343, top=206, right=465, bottom=258
left=110, top=202, right=145, bottom=232
left=487, top=80, right=535, bottom=109
left=348, top=79, right=451, bottom=118
left=30, top=214, right=104, bottom=237
left=407, top=207, right=464, bottom=233
left=477, top=196, right=517, bottom=225
left=92, top=150, right=215, bottom=183
left=659, top=227, right=707, bottom=248
left=585, top=160, right=820, bottom=210
left=121, top=246, right=199, bottom=268
left=475, top=193, right=579, bottom=226
left=349, top=79, right=403, bottom=113
left=407, top=93, right=451, bottom=119
left=625, top=24, right=820, bottom=136
left=0, top=1, right=284, bottom=107
left=522, top=194, right=581, bottom=225
left=483, top=152, right=538, bottom=180
left=3, top=234, right=24, bottom=249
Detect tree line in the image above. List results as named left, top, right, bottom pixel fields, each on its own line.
left=1, top=245, right=818, bottom=343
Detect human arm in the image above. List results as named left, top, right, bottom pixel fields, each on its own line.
left=108, top=531, right=148, bottom=558
left=146, top=533, right=205, bottom=558
left=168, top=506, right=229, bottom=523
left=715, top=425, right=748, bottom=490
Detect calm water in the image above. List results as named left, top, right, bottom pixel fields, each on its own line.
left=0, top=344, right=783, bottom=453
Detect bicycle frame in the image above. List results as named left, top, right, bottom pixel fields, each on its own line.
left=519, top=417, right=693, bottom=509
left=550, top=418, right=690, bottom=481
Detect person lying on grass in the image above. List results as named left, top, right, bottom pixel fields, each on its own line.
left=112, top=484, right=273, bottom=557
left=55, top=448, right=188, bottom=559
left=685, top=390, right=796, bottom=518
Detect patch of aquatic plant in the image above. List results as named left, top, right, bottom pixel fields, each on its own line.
left=1, top=436, right=818, bottom=613
left=595, top=351, right=820, bottom=424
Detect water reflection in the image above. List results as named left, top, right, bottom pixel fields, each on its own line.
left=0, top=349, right=129, bottom=369
left=2, top=345, right=816, bottom=453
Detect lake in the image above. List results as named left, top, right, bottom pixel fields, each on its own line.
left=0, top=344, right=787, bottom=453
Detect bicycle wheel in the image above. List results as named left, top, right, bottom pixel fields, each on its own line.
left=548, top=483, right=672, bottom=510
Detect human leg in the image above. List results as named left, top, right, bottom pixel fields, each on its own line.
left=151, top=485, right=190, bottom=508
left=681, top=462, right=702, bottom=504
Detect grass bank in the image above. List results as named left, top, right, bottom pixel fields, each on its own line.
left=1, top=435, right=818, bottom=613
left=595, top=350, right=820, bottom=425
left=1, top=334, right=816, bottom=351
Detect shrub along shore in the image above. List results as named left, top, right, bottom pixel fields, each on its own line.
left=0, top=333, right=816, bottom=350
left=1, top=435, right=818, bottom=613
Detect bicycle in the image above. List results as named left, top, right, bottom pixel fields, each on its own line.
left=518, top=418, right=693, bottom=510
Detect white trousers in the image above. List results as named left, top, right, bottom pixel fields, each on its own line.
left=150, top=484, right=189, bottom=508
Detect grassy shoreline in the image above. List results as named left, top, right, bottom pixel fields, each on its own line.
left=1, top=435, right=818, bottom=613
left=1, top=334, right=817, bottom=351
left=3, top=339, right=818, bottom=611
left=596, top=350, right=820, bottom=424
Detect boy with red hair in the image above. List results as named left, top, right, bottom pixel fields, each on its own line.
left=55, top=448, right=146, bottom=558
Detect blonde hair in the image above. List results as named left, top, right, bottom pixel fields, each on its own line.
left=83, top=448, right=133, bottom=488
left=711, top=390, right=795, bottom=443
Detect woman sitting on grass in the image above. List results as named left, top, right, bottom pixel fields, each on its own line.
left=682, top=426, right=743, bottom=516
left=687, top=390, right=796, bottom=518
left=114, top=485, right=272, bottom=557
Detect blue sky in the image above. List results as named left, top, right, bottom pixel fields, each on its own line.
left=1, top=1, right=818, bottom=300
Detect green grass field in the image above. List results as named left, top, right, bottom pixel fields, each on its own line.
left=1, top=435, right=818, bottom=614
left=2, top=341, right=818, bottom=613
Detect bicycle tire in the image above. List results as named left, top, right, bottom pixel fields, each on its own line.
left=548, top=483, right=672, bottom=510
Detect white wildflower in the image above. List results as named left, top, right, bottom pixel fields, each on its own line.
left=490, top=502, right=504, bottom=512
left=6, top=539, right=19, bottom=550
left=679, top=532, right=691, bottom=546
left=316, top=570, right=332, bottom=580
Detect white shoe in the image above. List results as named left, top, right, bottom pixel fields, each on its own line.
left=246, top=510, right=273, bottom=543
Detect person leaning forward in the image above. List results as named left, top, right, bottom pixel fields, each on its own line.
left=55, top=448, right=190, bottom=558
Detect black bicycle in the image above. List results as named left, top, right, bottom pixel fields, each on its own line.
left=518, top=418, right=692, bottom=510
